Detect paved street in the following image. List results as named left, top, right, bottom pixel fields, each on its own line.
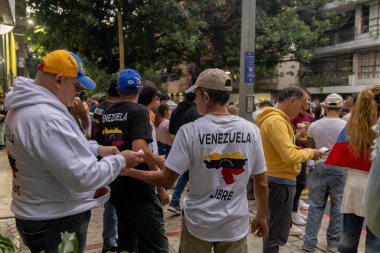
left=0, top=149, right=366, bottom=252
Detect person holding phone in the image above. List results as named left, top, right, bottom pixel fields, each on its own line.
left=303, top=93, right=347, bottom=252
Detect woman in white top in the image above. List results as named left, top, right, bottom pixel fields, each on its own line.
left=155, top=104, right=174, bottom=157
left=338, top=86, right=380, bottom=253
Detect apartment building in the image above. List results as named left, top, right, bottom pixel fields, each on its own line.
left=254, top=0, right=380, bottom=98
left=0, top=0, right=16, bottom=94
left=303, top=0, right=380, bottom=95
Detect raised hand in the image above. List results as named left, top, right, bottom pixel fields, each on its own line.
left=120, top=150, right=144, bottom=168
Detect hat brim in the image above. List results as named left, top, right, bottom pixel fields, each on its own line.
left=322, top=102, right=343, bottom=108
left=76, top=74, right=96, bottom=90
left=185, top=84, right=199, bottom=94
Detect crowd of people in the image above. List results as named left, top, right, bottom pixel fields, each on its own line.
left=1, top=49, right=380, bottom=253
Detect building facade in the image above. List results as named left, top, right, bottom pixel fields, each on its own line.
left=0, top=0, right=16, bottom=94
left=302, top=0, right=380, bottom=95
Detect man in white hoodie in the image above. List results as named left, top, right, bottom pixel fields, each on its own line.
left=4, top=49, right=143, bottom=253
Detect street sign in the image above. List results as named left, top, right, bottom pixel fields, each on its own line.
left=244, top=51, right=255, bottom=84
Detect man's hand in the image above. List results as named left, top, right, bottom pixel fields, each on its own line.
left=0, top=114, right=5, bottom=122
left=97, top=146, right=120, bottom=157
left=120, top=150, right=144, bottom=168
left=119, top=168, right=132, bottom=176
left=158, top=188, right=170, bottom=206
left=251, top=217, right=268, bottom=238
left=156, top=155, right=166, bottom=170
left=312, top=149, right=325, bottom=160
left=295, top=128, right=306, bottom=140
left=93, top=187, right=109, bottom=199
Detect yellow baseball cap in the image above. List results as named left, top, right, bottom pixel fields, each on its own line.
left=38, top=49, right=96, bottom=90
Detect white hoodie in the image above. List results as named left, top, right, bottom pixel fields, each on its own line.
left=5, top=77, right=125, bottom=220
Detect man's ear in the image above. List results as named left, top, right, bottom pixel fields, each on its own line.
left=203, top=91, right=210, bottom=103
left=53, top=74, right=64, bottom=89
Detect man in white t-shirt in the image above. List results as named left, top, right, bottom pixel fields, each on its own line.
left=122, top=68, right=269, bottom=253
left=303, top=93, right=347, bottom=252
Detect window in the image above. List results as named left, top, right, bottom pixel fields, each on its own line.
left=358, top=51, right=380, bottom=79
left=362, top=5, right=370, bottom=33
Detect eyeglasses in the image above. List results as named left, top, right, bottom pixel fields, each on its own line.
left=73, top=80, right=83, bottom=92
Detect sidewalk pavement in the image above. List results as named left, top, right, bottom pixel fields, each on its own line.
left=0, top=149, right=366, bottom=252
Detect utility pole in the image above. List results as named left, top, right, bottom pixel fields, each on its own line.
left=238, top=0, right=256, bottom=120
left=117, top=1, right=125, bottom=71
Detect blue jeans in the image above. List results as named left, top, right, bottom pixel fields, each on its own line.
left=102, top=199, right=118, bottom=250
left=339, top=213, right=380, bottom=253
left=304, top=163, right=347, bottom=248
left=16, top=210, right=91, bottom=253
left=169, top=170, right=189, bottom=207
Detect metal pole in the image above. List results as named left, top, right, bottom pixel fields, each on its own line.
left=238, top=0, right=256, bottom=120
left=117, top=10, right=125, bottom=71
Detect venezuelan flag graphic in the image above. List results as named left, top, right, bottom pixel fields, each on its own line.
left=103, top=127, right=125, bottom=147
left=325, top=127, right=371, bottom=172
left=203, top=153, right=247, bottom=185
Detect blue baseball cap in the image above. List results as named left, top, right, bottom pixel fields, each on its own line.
left=38, top=49, right=96, bottom=90
left=117, top=69, right=142, bottom=94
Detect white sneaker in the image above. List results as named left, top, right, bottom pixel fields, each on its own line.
left=292, top=212, right=307, bottom=226
left=299, top=200, right=310, bottom=210
left=168, top=205, right=181, bottom=215
left=289, top=224, right=303, bottom=236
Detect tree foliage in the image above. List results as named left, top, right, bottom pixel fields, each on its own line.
left=24, top=0, right=339, bottom=93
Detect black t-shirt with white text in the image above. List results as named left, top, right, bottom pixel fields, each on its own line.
left=91, top=101, right=112, bottom=142
left=99, top=101, right=155, bottom=204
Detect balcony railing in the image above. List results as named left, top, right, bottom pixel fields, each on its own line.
left=324, top=15, right=380, bottom=45
left=327, top=26, right=355, bottom=45
left=301, top=72, right=349, bottom=87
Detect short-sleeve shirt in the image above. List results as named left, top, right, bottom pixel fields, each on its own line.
left=291, top=112, right=313, bottom=148
left=308, top=117, right=346, bottom=164
left=91, top=101, right=112, bottom=142
left=165, top=114, right=266, bottom=242
left=156, top=119, right=173, bottom=146
left=99, top=101, right=155, bottom=204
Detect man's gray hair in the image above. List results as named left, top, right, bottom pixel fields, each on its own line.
left=278, top=86, right=306, bottom=102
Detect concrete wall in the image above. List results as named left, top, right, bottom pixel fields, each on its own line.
left=255, top=55, right=300, bottom=92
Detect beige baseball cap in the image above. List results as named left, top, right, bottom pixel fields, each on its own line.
left=185, top=68, right=232, bottom=94
left=323, top=93, right=343, bottom=108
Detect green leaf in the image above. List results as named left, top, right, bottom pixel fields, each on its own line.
left=58, top=232, right=78, bottom=253
left=0, top=234, right=21, bottom=253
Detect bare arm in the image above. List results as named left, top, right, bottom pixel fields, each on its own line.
left=132, top=139, right=165, bottom=168
left=146, top=163, right=170, bottom=205
left=121, top=166, right=180, bottom=189
left=253, top=172, right=268, bottom=219
left=168, top=134, right=175, bottom=143
left=251, top=172, right=269, bottom=237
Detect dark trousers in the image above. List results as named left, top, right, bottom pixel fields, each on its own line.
left=339, top=213, right=380, bottom=253
left=263, top=183, right=296, bottom=253
left=293, top=163, right=307, bottom=212
left=115, top=197, right=168, bottom=253
left=16, top=210, right=91, bottom=253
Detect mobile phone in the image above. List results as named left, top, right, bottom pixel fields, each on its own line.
left=319, top=147, right=330, bottom=153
